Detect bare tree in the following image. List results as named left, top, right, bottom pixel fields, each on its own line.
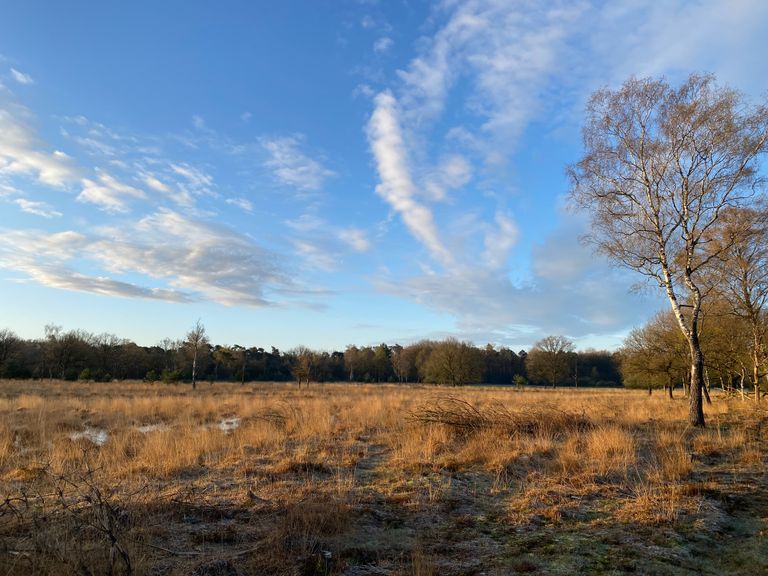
left=184, top=320, right=209, bottom=390
left=569, top=74, right=768, bottom=426
left=526, top=335, right=575, bottom=387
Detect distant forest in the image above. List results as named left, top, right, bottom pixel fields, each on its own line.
left=0, top=325, right=622, bottom=388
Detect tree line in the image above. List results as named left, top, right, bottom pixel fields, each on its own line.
left=619, top=298, right=768, bottom=401
left=0, top=324, right=620, bottom=388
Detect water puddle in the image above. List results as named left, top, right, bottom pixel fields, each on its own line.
left=218, top=417, right=240, bottom=433
left=70, top=427, right=108, bottom=446
left=136, top=423, right=169, bottom=434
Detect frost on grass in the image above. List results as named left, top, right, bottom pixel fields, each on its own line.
left=70, top=427, right=108, bottom=446
left=218, top=417, right=240, bottom=433
left=136, top=423, right=170, bottom=434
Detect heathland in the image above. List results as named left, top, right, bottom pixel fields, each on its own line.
left=1, top=381, right=766, bottom=575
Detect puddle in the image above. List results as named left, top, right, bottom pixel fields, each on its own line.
left=136, top=423, right=169, bottom=434
left=218, top=417, right=240, bottom=433
left=70, top=427, right=108, bottom=446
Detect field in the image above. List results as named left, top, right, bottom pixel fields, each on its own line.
left=0, top=381, right=767, bottom=575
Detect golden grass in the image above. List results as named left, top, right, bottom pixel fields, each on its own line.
left=0, top=380, right=765, bottom=575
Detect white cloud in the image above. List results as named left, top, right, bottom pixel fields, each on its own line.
left=0, top=181, right=20, bottom=196
left=338, top=228, right=371, bottom=252
left=373, top=36, right=393, bottom=54
left=169, top=162, right=213, bottom=190
left=0, top=211, right=294, bottom=307
left=366, top=91, right=453, bottom=266
left=361, top=0, right=768, bottom=347
left=164, top=162, right=215, bottom=206
left=14, top=198, right=62, bottom=218
left=0, top=105, right=78, bottom=187
left=482, top=211, right=518, bottom=269
left=141, top=172, right=170, bottom=193
left=423, top=154, right=472, bottom=201
left=0, top=230, right=88, bottom=263
left=225, top=196, right=253, bottom=212
left=353, top=83, right=375, bottom=99
left=377, top=258, right=658, bottom=348
left=261, top=135, right=334, bottom=192
left=585, top=0, right=768, bottom=95
left=89, top=210, right=287, bottom=306
left=292, top=239, right=339, bottom=271
left=396, top=0, right=583, bottom=148
left=19, top=266, right=192, bottom=303
left=77, top=171, right=145, bottom=213
left=286, top=213, right=325, bottom=232
left=10, top=68, right=33, bottom=85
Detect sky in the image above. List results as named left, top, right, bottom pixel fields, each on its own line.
left=1, top=0, right=767, bottom=352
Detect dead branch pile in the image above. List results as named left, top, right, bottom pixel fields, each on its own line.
left=408, top=396, right=591, bottom=437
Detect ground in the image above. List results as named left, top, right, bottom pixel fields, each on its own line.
left=0, top=381, right=766, bottom=575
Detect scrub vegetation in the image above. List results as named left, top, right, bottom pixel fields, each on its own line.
left=1, top=380, right=766, bottom=575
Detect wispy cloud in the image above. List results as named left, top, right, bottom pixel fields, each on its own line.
left=0, top=104, right=78, bottom=187
left=423, top=154, right=472, bottom=201
left=366, top=91, right=452, bottom=266
left=91, top=210, right=287, bottom=306
left=261, top=135, right=335, bottom=192
left=169, top=162, right=214, bottom=192
left=292, top=239, right=339, bottom=272
left=77, top=171, right=146, bottom=213
left=396, top=1, right=583, bottom=149
left=14, top=198, right=62, bottom=218
left=19, top=265, right=192, bottom=303
left=373, top=36, right=393, bottom=54
left=0, top=210, right=294, bottom=307
left=376, top=249, right=659, bottom=349
left=9, top=68, right=33, bottom=85
left=338, top=227, right=371, bottom=252
left=482, top=211, right=518, bottom=269
left=140, top=172, right=170, bottom=193
left=583, top=0, right=768, bottom=94
left=364, top=0, right=704, bottom=345
left=225, top=196, right=253, bottom=212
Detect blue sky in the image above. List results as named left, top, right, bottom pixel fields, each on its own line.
left=1, top=0, right=767, bottom=351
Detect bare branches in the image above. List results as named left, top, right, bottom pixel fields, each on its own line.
left=408, top=396, right=591, bottom=438
left=568, top=73, right=768, bottom=426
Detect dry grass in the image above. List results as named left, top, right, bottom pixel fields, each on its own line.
left=0, top=380, right=766, bottom=575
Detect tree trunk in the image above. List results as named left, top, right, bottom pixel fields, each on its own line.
left=740, top=368, right=746, bottom=400
left=753, top=344, right=761, bottom=404
left=688, top=335, right=705, bottom=427
left=703, top=381, right=712, bottom=405
left=192, top=351, right=197, bottom=391
left=703, top=367, right=712, bottom=405
left=667, top=375, right=673, bottom=399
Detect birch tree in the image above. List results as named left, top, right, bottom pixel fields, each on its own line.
left=184, top=320, right=209, bottom=390
left=569, top=74, right=768, bottom=426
